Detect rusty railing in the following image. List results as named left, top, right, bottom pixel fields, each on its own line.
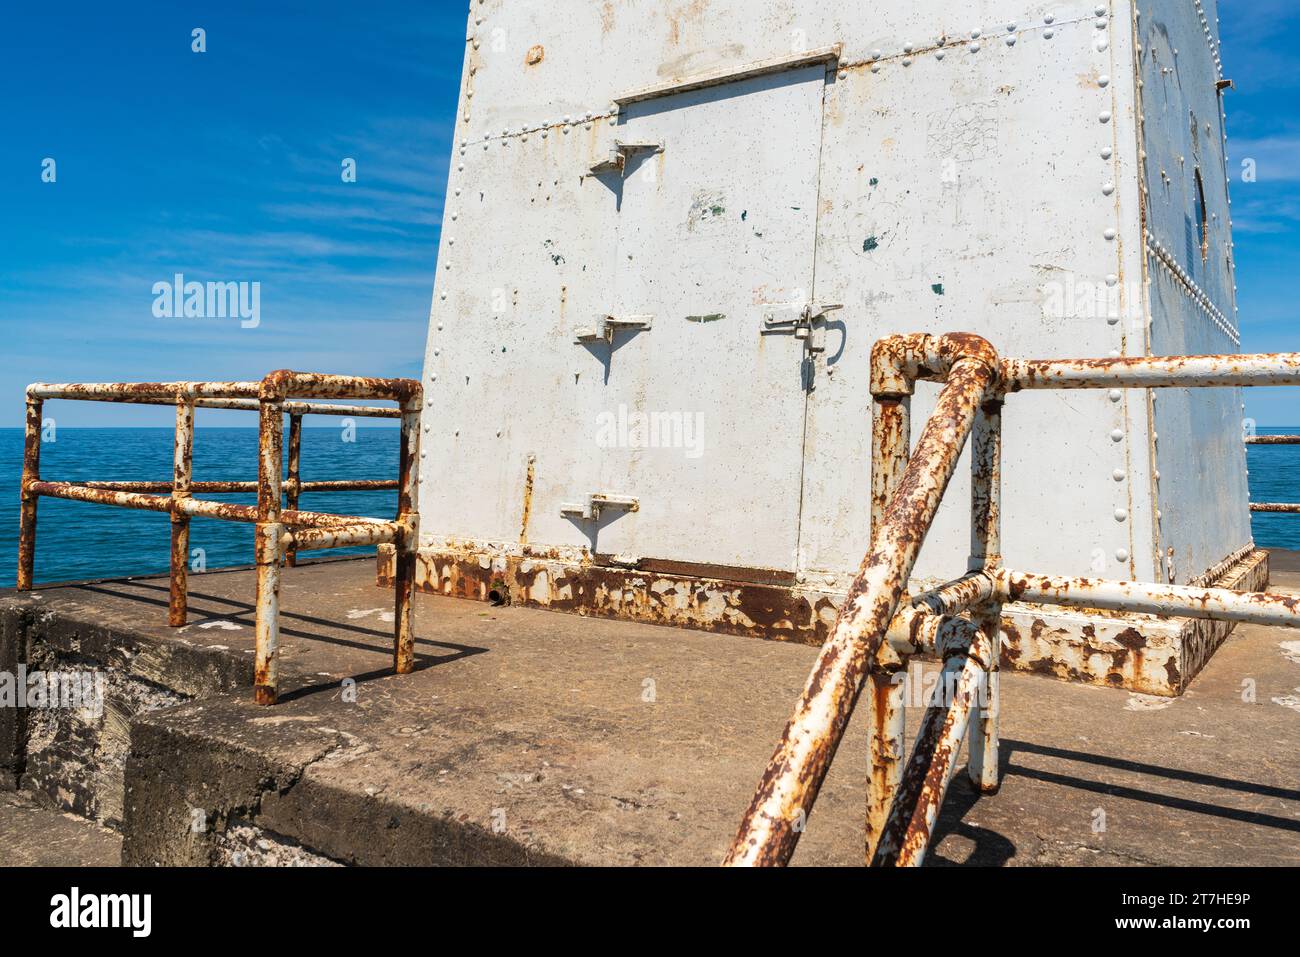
left=16, top=371, right=422, bottom=705
left=1245, top=433, right=1300, bottom=514
left=725, top=334, right=1300, bottom=866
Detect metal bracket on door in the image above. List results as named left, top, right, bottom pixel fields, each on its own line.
left=575, top=314, right=654, bottom=344
left=589, top=141, right=664, bottom=175
left=560, top=493, right=640, bottom=521
left=762, top=302, right=843, bottom=352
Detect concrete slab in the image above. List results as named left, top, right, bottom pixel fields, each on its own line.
left=3, top=555, right=1298, bottom=866
left=0, top=791, right=121, bottom=867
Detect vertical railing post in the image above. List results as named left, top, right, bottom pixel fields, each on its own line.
left=285, top=413, right=303, bottom=567
left=393, top=400, right=421, bottom=675
left=966, top=399, right=1003, bottom=793
left=17, top=395, right=43, bottom=591
left=254, top=387, right=286, bottom=705
left=168, top=396, right=195, bottom=626
left=865, top=390, right=911, bottom=864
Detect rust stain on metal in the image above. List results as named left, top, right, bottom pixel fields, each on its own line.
left=16, top=397, right=43, bottom=591
left=168, top=398, right=195, bottom=626
left=519, top=455, right=536, bottom=544
left=525, top=44, right=545, bottom=66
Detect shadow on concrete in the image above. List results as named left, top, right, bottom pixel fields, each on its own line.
left=923, top=776, right=1018, bottom=867
left=1007, top=739, right=1300, bottom=804
left=75, top=580, right=489, bottom=669
left=926, top=737, right=1300, bottom=866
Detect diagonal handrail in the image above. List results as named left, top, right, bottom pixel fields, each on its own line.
left=724, top=348, right=999, bottom=866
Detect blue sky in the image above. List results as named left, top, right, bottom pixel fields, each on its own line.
left=0, top=1, right=1295, bottom=426
left=0, top=1, right=465, bottom=426
left=1219, top=0, right=1300, bottom=425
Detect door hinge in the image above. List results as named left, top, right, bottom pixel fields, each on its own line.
left=590, top=141, right=663, bottom=175
left=560, top=493, right=640, bottom=521
left=575, top=314, right=654, bottom=344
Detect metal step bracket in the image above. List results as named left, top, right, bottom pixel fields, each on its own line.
left=560, top=492, right=640, bottom=521
left=574, top=314, right=654, bottom=344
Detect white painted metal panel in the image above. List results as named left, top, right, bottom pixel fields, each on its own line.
left=420, top=112, right=621, bottom=551
left=584, top=66, right=829, bottom=570
left=799, top=13, right=1154, bottom=587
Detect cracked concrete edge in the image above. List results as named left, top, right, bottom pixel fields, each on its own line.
left=122, top=705, right=574, bottom=866
left=0, top=590, right=255, bottom=703
left=19, top=602, right=254, bottom=700
left=257, top=770, right=575, bottom=866
left=121, top=712, right=333, bottom=866
left=1, top=591, right=251, bottom=823
left=0, top=599, right=34, bottom=790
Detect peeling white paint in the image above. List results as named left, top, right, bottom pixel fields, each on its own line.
left=1270, top=690, right=1300, bottom=714
left=198, top=620, right=242, bottom=631
left=1125, top=692, right=1174, bottom=712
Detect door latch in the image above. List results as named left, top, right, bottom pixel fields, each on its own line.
left=762, top=301, right=843, bottom=352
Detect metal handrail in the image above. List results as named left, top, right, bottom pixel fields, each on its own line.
left=16, top=370, right=422, bottom=705
left=726, top=334, right=1300, bottom=866
left=1244, top=433, right=1300, bottom=513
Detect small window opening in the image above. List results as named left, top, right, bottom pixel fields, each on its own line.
left=1194, top=167, right=1209, bottom=263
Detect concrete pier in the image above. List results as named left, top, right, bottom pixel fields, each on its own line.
left=2, top=554, right=1298, bottom=866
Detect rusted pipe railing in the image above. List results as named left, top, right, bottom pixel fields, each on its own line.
left=874, top=618, right=989, bottom=867
left=15, top=371, right=421, bottom=706
left=724, top=335, right=1001, bottom=866
left=729, top=333, right=1300, bottom=867
left=1002, top=352, right=1300, bottom=390
left=1244, top=433, right=1299, bottom=514
left=996, top=569, right=1300, bottom=626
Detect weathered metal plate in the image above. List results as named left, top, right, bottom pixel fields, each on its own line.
left=1138, top=2, right=1251, bottom=586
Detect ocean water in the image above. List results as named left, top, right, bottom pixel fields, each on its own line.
left=0, top=428, right=399, bottom=586
left=1, top=426, right=1297, bottom=586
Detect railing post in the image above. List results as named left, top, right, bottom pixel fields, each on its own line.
left=865, top=390, right=911, bottom=864
left=864, top=651, right=906, bottom=862
left=875, top=621, right=992, bottom=866
left=17, top=396, right=43, bottom=591
left=254, top=392, right=285, bottom=705
left=393, top=403, right=421, bottom=675
left=966, top=399, right=1003, bottom=794
left=168, top=397, right=195, bottom=626
left=285, top=413, right=303, bottom=567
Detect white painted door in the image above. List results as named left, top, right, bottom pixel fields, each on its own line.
left=576, top=63, right=829, bottom=572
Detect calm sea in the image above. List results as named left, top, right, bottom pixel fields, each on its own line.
left=1, top=426, right=1297, bottom=586
left=0, top=428, right=399, bottom=586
